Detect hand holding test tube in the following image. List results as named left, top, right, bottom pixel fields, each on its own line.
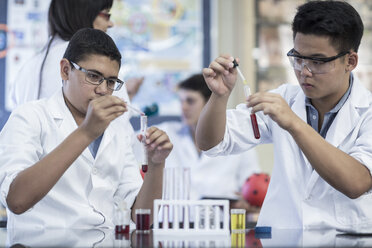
left=140, top=115, right=148, bottom=173
left=233, top=59, right=260, bottom=139
left=123, top=101, right=148, bottom=172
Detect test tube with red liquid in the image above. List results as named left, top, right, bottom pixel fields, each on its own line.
left=140, top=115, right=148, bottom=173
left=233, top=59, right=260, bottom=139
left=136, top=208, right=151, bottom=233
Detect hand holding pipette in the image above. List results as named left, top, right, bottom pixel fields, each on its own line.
left=233, top=59, right=260, bottom=139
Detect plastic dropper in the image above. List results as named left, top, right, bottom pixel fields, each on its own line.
left=233, top=59, right=260, bottom=139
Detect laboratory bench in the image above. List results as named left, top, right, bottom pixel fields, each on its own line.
left=0, top=226, right=371, bottom=247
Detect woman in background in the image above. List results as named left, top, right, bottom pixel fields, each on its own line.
left=10, top=0, right=117, bottom=108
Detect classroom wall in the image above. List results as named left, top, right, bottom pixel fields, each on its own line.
left=0, top=0, right=9, bottom=129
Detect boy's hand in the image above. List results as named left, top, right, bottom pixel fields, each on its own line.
left=138, top=127, right=173, bottom=166
left=247, top=92, right=299, bottom=131
left=81, top=95, right=127, bottom=139
left=202, top=54, right=238, bottom=97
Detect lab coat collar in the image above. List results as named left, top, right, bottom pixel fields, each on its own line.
left=95, top=125, right=114, bottom=159
left=291, top=87, right=312, bottom=173
left=290, top=76, right=370, bottom=148
left=325, top=76, right=370, bottom=147
left=47, top=88, right=68, bottom=122
left=291, top=89, right=307, bottom=122
left=47, top=89, right=93, bottom=162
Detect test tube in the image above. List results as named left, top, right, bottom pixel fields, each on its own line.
left=140, top=115, right=148, bottom=173
left=214, top=205, right=220, bottom=229
left=233, top=59, right=260, bottom=139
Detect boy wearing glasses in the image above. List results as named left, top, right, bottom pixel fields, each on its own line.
left=196, top=1, right=372, bottom=232
left=0, top=28, right=173, bottom=229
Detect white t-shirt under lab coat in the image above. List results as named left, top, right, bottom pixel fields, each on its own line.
left=156, top=121, right=260, bottom=201
left=205, top=77, right=372, bottom=233
left=0, top=89, right=143, bottom=229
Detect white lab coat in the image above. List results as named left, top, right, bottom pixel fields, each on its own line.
left=0, top=89, right=143, bottom=229
left=205, top=76, right=372, bottom=233
left=156, top=121, right=260, bottom=200
left=9, top=36, right=68, bottom=109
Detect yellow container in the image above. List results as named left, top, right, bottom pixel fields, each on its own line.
left=231, top=229, right=246, bottom=248
left=230, top=209, right=246, bottom=230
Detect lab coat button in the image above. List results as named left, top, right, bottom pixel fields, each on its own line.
left=92, top=167, right=98, bottom=175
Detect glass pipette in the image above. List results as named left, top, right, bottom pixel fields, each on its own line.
left=233, top=59, right=260, bottom=139
left=126, top=103, right=145, bottom=116
left=140, top=115, right=148, bottom=173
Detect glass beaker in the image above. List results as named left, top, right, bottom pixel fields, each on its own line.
left=136, top=208, right=151, bottom=233
left=230, top=209, right=246, bottom=230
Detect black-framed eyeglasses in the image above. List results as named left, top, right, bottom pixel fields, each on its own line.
left=287, top=48, right=349, bottom=74
left=70, top=61, right=124, bottom=91
left=98, top=12, right=111, bottom=21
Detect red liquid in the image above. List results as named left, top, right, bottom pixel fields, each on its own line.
left=115, top=224, right=129, bottom=234
left=136, top=213, right=150, bottom=231
left=136, top=232, right=151, bottom=247
left=250, top=113, right=260, bottom=139
left=142, top=164, right=148, bottom=173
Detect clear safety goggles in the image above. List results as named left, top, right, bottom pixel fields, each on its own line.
left=287, top=48, right=349, bottom=74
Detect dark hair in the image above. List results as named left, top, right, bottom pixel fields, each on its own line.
left=292, top=0, right=363, bottom=53
left=63, top=28, right=121, bottom=67
left=48, top=0, right=113, bottom=41
left=38, top=0, right=113, bottom=98
left=178, top=74, right=211, bottom=102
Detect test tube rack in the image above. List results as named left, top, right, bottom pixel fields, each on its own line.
left=153, top=199, right=230, bottom=235
left=153, top=232, right=231, bottom=248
